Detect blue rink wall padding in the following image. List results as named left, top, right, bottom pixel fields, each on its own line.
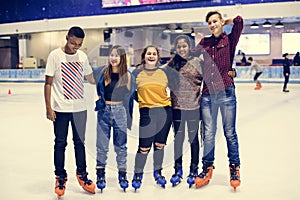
left=0, top=67, right=300, bottom=83
left=235, top=66, right=300, bottom=83
left=0, top=69, right=46, bottom=82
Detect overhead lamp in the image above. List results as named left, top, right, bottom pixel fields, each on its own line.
left=191, top=28, right=195, bottom=37
left=250, top=22, right=259, bottom=29
left=262, top=20, right=272, bottom=28
left=163, top=26, right=171, bottom=33
left=275, top=21, right=284, bottom=28
left=175, top=26, right=183, bottom=33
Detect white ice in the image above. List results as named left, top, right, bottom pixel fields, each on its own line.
left=0, top=82, right=300, bottom=200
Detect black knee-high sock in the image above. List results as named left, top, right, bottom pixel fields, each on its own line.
left=134, top=152, right=148, bottom=174
left=153, top=146, right=164, bottom=171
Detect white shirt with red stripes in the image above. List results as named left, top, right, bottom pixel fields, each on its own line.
left=45, top=47, right=92, bottom=112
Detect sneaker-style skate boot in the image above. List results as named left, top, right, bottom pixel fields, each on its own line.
left=170, top=165, right=183, bottom=187
left=187, top=164, right=198, bottom=188
left=76, top=172, right=96, bottom=194
left=229, top=164, right=241, bottom=191
left=118, top=171, right=129, bottom=192
left=153, top=169, right=167, bottom=188
left=132, top=173, right=143, bottom=192
left=194, top=164, right=214, bottom=188
left=55, top=176, right=67, bottom=199
left=96, top=168, right=106, bottom=192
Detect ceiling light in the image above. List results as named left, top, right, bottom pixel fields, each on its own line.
left=191, top=28, right=195, bottom=37
left=175, top=26, right=183, bottom=33
left=250, top=22, right=259, bottom=29
left=262, top=20, right=272, bottom=28
left=163, top=26, right=171, bottom=33
left=275, top=21, right=284, bottom=28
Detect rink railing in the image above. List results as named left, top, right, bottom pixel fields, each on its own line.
left=0, top=66, right=300, bottom=83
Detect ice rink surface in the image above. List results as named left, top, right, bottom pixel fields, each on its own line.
left=1, top=82, right=300, bottom=200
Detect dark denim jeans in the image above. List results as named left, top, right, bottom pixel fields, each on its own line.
left=96, top=104, right=127, bottom=171
left=53, top=111, right=87, bottom=176
left=200, top=85, right=240, bottom=166
left=172, top=108, right=200, bottom=167
left=134, top=106, right=173, bottom=173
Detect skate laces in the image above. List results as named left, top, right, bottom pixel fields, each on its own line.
left=133, top=173, right=142, bottom=181
left=78, top=172, right=93, bottom=185
left=230, top=165, right=240, bottom=180
left=56, top=177, right=66, bottom=189
left=188, top=167, right=198, bottom=178
left=154, top=169, right=165, bottom=180
left=198, top=165, right=213, bottom=178
left=119, top=172, right=128, bottom=183
left=172, top=167, right=182, bottom=178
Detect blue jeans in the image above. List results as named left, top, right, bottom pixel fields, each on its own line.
left=53, top=111, right=87, bottom=176
left=201, top=84, right=240, bottom=166
left=96, top=104, right=127, bottom=171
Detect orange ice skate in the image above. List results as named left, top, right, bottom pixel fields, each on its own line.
left=229, top=164, right=241, bottom=191
left=76, top=172, right=96, bottom=194
left=194, top=165, right=214, bottom=188
left=55, top=176, right=67, bottom=199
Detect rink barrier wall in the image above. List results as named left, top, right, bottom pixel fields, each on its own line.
left=0, top=66, right=300, bottom=83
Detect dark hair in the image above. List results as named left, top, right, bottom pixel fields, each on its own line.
left=205, top=11, right=222, bottom=22
left=167, top=34, right=191, bottom=71
left=138, top=45, right=161, bottom=66
left=67, top=26, right=85, bottom=38
left=248, top=57, right=253, bottom=61
left=282, top=53, right=288, bottom=58
left=174, top=35, right=192, bottom=50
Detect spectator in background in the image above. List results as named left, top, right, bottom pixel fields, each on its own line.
left=248, top=57, right=263, bottom=90
left=282, top=53, right=291, bottom=92
left=293, top=52, right=300, bottom=66
left=240, top=52, right=247, bottom=66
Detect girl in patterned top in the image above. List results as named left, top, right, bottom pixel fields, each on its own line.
left=166, top=35, right=203, bottom=188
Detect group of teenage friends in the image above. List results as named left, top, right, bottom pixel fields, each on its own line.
left=44, top=10, right=243, bottom=198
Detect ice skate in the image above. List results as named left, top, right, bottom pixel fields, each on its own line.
left=154, top=169, right=167, bottom=188
left=229, top=164, right=241, bottom=191
left=132, top=173, right=143, bottom=192
left=254, top=83, right=262, bottom=90
left=76, top=172, right=96, bottom=194
left=187, top=164, right=198, bottom=188
left=96, top=168, right=106, bottom=192
left=194, top=164, right=214, bottom=188
left=118, top=171, right=129, bottom=192
left=55, top=176, right=67, bottom=199
left=170, top=165, right=183, bottom=187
